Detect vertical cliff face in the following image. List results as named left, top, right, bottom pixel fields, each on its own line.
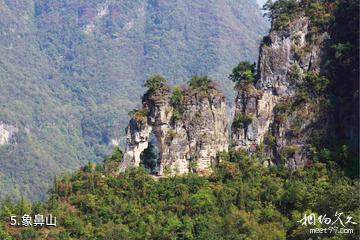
left=231, top=15, right=329, bottom=168
left=121, top=86, right=228, bottom=175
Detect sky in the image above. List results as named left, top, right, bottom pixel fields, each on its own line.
left=256, top=0, right=268, bottom=8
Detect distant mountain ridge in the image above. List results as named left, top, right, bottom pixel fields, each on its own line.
left=0, top=0, right=268, bottom=201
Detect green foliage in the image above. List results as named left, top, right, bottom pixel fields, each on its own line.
left=325, top=0, right=359, bottom=177
left=273, top=99, right=294, bottom=124
left=0, top=225, right=12, bottom=240
left=290, top=117, right=304, bottom=137
left=189, top=188, right=216, bottom=214
left=0, top=147, right=359, bottom=239
left=232, top=112, right=253, bottom=129
left=170, top=86, right=184, bottom=110
left=0, top=0, right=268, bottom=201
left=332, top=42, right=352, bottom=60
left=264, top=132, right=277, bottom=147
left=172, top=110, right=182, bottom=122
left=188, top=76, right=213, bottom=91
left=170, top=85, right=185, bottom=121
left=188, top=157, right=199, bottom=173
left=144, top=75, right=168, bottom=92
left=294, top=87, right=310, bottom=105
left=16, top=196, right=32, bottom=217
left=216, top=151, right=230, bottom=162
left=264, top=0, right=333, bottom=32
left=228, top=61, right=256, bottom=85
left=263, top=0, right=299, bottom=30
left=103, top=147, right=123, bottom=175
left=140, top=143, right=159, bottom=174
left=129, top=108, right=147, bottom=124
left=109, top=146, right=123, bottom=162
left=304, top=71, right=330, bottom=97
left=304, top=1, right=333, bottom=34
left=281, top=145, right=299, bottom=160
left=288, top=64, right=302, bottom=80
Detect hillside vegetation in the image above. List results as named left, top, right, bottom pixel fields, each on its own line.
left=0, top=149, right=358, bottom=239
left=0, top=0, right=268, bottom=201
left=0, top=0, right=358, bottom=238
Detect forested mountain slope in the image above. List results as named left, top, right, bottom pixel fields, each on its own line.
left=0, top=0, right=358, bottom=239
left=0, top=0, right=268, bottom=201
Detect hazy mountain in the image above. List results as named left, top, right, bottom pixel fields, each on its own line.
left=0, top=0, right=268, bottom=201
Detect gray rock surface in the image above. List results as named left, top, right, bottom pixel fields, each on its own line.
left=0, top=122, right=17, bottom=145
left=231, top=16, right=329, bottom=167
left=121, top=87, right=228, bottom=175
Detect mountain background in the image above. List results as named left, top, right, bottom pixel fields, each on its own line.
left=0, top=0, right=268, bottom=201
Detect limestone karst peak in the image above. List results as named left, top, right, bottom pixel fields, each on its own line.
left=120, top=78, right=229, bottom=176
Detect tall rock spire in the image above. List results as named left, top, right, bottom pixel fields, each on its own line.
left=231, top=14, right=329, bottom=168
left=121, top=83, right=228, bottom=175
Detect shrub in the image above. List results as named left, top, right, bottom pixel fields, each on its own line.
left=275, top=102, right=289, bottom=113
left=332, top=42, right=352, bottom=60
left=292, top=44, right=307, bottom=61
left=188, top=76, right=213, bottom=91
left=265, top=132, right=277, bottom=146
left=129, top=108, right=147, bottom=124
left=294, top=87, right=309, bottom=105
left=305, top=2, right=332, bottom=33
left=109, top=146, right=123, bottom=162
left=282, top=144, right=299, bottom=158
left=263, top=0, right=299, bottom=30
left=170, top=85, right=184, bottom=121
left=170, top=85, right=184, bottom=109
left=288, top=64, right=302, bottom=80
left=103, top=160, right=120, bottom=175
left=140, top=143, right=159, bottom=174
left=232, top=112, right=252, bottom=129
left=217, top=151, right=230, bottom=162
left=189, top=157, right=198, bottom=172
left=163, top=165, right=171, bottom=176
left=144, top=75, right=167, bottom=91
left=172, top=110, right=182, bottom=121
left=274, top=100, right=293, bottom=116
left=229, top=61, right=256, bottom=85
left=304, top=71, right=330, bottom=97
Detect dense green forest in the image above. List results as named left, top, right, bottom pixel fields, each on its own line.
left=0, top=148, right=358, bottom=239
left=0, top=0, right=359, bottom=239
left=0, top=0, right=268, bottom=201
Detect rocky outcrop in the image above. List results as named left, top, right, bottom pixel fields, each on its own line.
left=0, top=122, right=18, bottom=145
left=121, top=86, right=228, bottom=175
left=231, top=15, right=329, bottom=168
left=121, top=15, right=333, bottom=172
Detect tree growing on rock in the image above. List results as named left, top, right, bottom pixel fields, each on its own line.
left=188, top=75, right=214, bottom=91
left=229, top=61, right=256, bottom=85
left=144, top=75, right=167, bottom=91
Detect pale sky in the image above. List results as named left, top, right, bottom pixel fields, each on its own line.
left=256, top=0, right=268, bottom=8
